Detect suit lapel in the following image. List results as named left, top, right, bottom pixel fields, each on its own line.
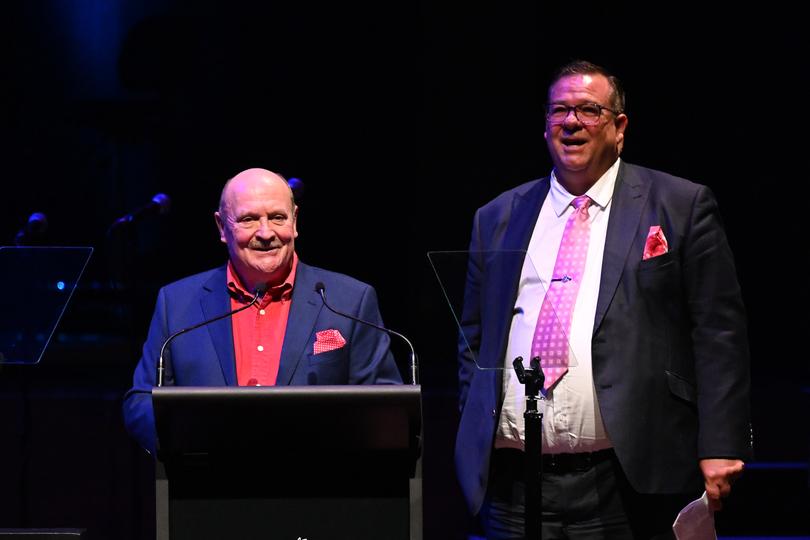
left=200, top=267, right=238, bottom=386
left=593, top=162, right=649, bottom=334
left=502, top=180, right=550, bottom=251
left=276, top=262, right=322, bottom=385
left=492, top=178, right=550, bottom=352
left=489, top=179, right=550, bottom=400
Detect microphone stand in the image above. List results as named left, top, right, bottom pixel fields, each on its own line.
left=513, top=356, right=544, bottom=539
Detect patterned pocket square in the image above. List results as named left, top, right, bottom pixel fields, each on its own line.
left=314, top=329, right=346, bottom=354
left=643, top=225, right=669, bottom=260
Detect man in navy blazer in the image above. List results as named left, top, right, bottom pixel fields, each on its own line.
left=456, top=61, right=751, bottom=538
left=124, top=168, right=401, bottom=455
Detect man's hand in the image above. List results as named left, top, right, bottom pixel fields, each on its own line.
left=699, top=458, right=744, bottom=511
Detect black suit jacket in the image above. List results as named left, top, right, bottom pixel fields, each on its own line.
left=455, top=161, right=752, bottom=515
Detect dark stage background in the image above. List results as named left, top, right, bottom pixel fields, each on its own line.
left=1, top=1, right=808, bottom=538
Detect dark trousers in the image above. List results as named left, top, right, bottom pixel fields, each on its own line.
left=480, top=449, right=694, bottom=540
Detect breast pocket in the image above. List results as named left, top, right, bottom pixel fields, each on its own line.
left=306, top=349, right=349, bottom=384
left=308, top=348, right=346, bottom=366
left=637, top=250, right=680, bottom=295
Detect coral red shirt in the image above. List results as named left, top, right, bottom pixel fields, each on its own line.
left=226, top=255, right=297, bottom=386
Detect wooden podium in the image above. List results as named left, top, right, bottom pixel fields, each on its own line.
left=152, top=385, right=422, bottom=540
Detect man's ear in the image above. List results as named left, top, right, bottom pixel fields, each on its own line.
left=615, top=114, right=628, bottom=154
left=292, top=205, right=299, bottom=238
left=214, top=211, right=227, bottom=244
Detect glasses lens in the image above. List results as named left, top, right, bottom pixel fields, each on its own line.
left=547, top=105, right=569, bottom=123
left=547, top=104, right=606, bottom=125
left=576, top=104, right=601, bottom=125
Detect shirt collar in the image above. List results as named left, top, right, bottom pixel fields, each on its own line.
left=226, top=253, right=298, bottom=306
left=548, top=158, right=621, bottom=217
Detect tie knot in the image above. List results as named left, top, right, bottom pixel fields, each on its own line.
left=572, top=195, right=591, bottom=210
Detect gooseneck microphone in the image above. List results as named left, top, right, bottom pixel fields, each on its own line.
left=314, top=282, right=418, bottom=385
left=156, top=285, right=266, bottom=387
left=109, top=193, right=172, bottom=234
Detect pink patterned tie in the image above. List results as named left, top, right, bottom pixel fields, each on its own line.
left=531, top=195, right=592, bottom=391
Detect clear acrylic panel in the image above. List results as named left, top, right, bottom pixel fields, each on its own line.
left=426, top=249, right=578, bottom=372
left=0, top=246, right=93, bottom=364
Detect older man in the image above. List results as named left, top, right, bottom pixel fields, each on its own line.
left=124, top=168, right=401, bottom=454
left=455, top=61, right=751, bottom=538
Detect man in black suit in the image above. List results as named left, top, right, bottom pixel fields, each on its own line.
left=455, top=60, right=751, bottom=538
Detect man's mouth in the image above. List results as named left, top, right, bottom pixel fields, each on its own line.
left=562, top=138, right=586, bottom=147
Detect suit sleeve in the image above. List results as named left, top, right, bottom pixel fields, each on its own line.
left=346, top=285, right=403, bottom=385
left=458, top=210, right=483, bottom=411
left=122, top=287, right=171, bottom=456
left=683, top=186, right=752, bottom=460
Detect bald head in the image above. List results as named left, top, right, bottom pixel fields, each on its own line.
left=219, top=168, right=295, bottom=216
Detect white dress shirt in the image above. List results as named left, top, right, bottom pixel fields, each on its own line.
left=495, top=158, right=621, bottom=454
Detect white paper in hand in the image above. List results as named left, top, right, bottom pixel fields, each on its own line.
left=672, top=491, right=716, bottom=540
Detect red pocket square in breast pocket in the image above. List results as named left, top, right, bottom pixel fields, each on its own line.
left=643, top=226, right=669, bottom=260
left=314, top=329, right=346, bottom=354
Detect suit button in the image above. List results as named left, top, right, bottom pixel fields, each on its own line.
left=492, top=409, right=497, bottom=417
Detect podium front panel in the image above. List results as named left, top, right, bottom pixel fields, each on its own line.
left=153, top=385, right=422, bottom=540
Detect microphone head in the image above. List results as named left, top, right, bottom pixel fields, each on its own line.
left=27, top=212, right=48, bottom=232
left=314, top=282, right=326, bottom=294
left=287, top=177, right=304, bottom=201
left=15, top=212, right=48, bottom=245
left=151, top=193, right=171, bottom=215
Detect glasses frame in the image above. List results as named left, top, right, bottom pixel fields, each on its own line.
left=545, top=102, right=623, bottom=126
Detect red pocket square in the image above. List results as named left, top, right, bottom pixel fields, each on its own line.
left=643, top=226, right=669, bottom=260
left=314, top=329, right=346, bottom=354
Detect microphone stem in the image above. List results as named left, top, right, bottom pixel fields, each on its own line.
left=156, top=288, right=263, bottom=387
left=318, top=290, right=419, bottom=385
left=387, top=328, right=418, bottom=386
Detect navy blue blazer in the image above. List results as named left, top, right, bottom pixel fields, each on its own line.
left=123, top=260, right=402, bottom=454
left=455, top=162, right=752, bottom=515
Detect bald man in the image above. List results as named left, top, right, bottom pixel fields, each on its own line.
left=123, top=169, right=402, bottom=454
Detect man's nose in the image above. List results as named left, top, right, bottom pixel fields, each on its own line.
left=254, top=218, right=276, bottom=239
left=562, top=108, right=581, bottom=128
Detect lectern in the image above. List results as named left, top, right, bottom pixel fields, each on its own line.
left=153, top=385, right=422, bottom=540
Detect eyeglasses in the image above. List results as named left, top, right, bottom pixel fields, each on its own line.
left=546, top=102, right=622, bottom=126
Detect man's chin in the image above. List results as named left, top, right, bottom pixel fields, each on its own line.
left=251, top=262, right=281, bottom=277
left=249, top=258, right=293, bottom=283
left=554, top=159, right=589, bottom=175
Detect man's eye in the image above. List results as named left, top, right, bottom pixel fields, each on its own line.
left=579, top=105, right=600, bottom=116
left=236, top=216, right=258, bottom=227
